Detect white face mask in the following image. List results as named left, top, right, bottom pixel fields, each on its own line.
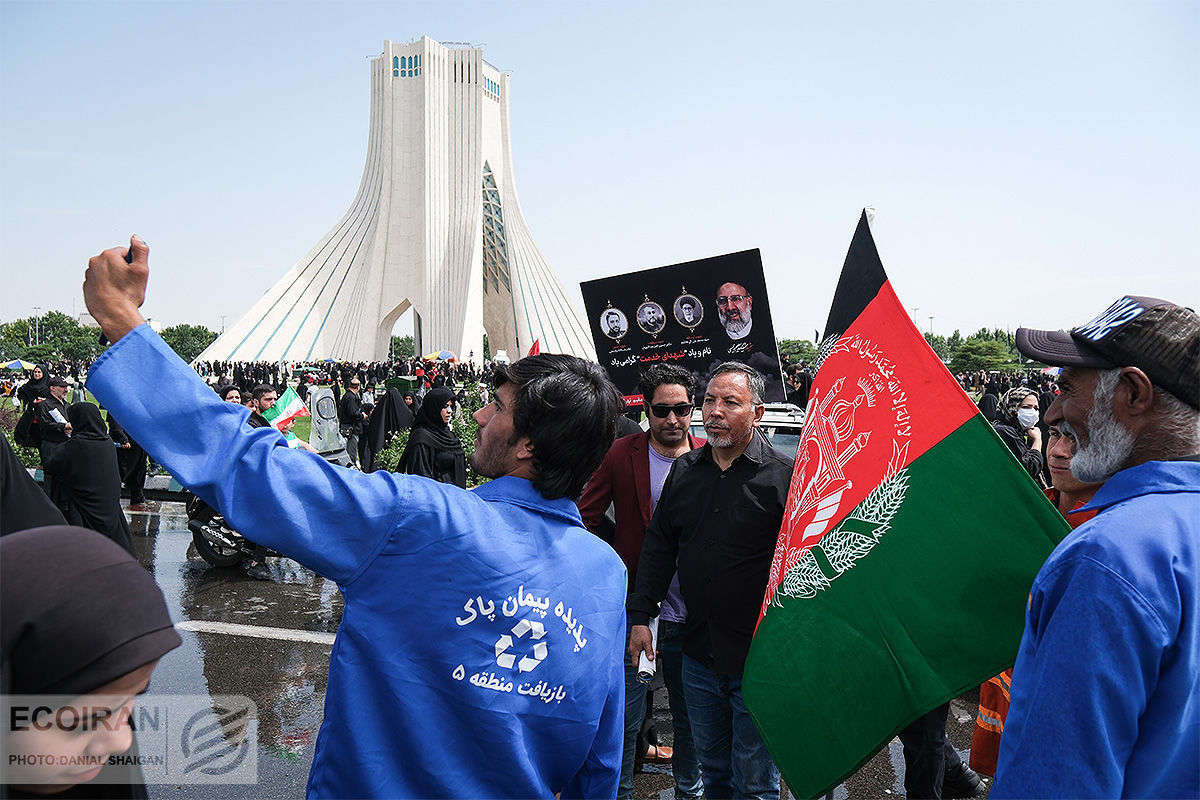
left=1016, top=408, right=1040, bottom=430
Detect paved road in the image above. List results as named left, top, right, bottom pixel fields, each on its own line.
left=131, top=503, right=338, bottom=799
left=132, top=502, right=989, bottom=799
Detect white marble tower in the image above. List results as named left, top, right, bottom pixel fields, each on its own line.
left=197, top=38, right=594, bottom=364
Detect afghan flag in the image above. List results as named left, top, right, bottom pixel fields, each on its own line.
left=262, top=386, right=310, bottom=431
left=742, top=210, right=1069, bottom=798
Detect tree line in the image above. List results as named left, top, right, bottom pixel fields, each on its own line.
left=0, top=314, right=1033, bottom=373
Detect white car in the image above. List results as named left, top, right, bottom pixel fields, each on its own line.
left=689, top=402, right=806, bottom=458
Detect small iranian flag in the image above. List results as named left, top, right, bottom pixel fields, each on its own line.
left=262, top=386, right=310, bottom=431
left=742, top=211, right=1069, bottom=797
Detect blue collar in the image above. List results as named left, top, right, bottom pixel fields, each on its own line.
left=1078, top=459, right=1200, bottom=513
left=470, top=476, right=584, bottom=527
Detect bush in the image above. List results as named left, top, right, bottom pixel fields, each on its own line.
left=0, top=403, right=41, bottom=468
left=373, top=428, right=410, bottom=473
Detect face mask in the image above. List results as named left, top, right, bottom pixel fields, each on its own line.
left=1016, top=408, right=1040, bottom=430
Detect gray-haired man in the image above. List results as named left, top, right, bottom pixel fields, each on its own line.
left=628, top=362, right=794, bottom=800
left=993, top=296, right=1199, bottom=798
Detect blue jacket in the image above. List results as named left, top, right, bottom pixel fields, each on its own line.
left=87, top=326, right=626, bottom=799
left=994, top=459, right=1200, bottom=799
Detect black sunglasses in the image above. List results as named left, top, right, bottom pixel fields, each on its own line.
left=647, top=403, right=694, bottom=419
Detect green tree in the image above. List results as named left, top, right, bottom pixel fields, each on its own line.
left=0, top=319, right=31, bottom=361
left=390, top=334, right=414, bottom=360
left=777, top=339, right=818, bottom=365
left=949, top=339, right=1011, bottom=373
left=946, top=329, right=964, bottom=354
left=160, top=324, right=218, bottom=363
left=0, top=311, right=102, bottom=362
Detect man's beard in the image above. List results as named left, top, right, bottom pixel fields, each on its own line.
left=470, top=431, right=519, bottom=479
left=703, top=421, right=749, bottom=449
left=1063, top=374, right=1135, bottom=484
left=720, top=308, right=751, bottom=336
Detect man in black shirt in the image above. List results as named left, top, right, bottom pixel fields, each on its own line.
left=338, top=379, right=367, bottom=468
left=629, top=362, right=793, bottom=800
left=36, top=376, right=72, bottom=449
left=243, top=384, right=278, bottom=580
left=248, top=384, right=277, bottom=429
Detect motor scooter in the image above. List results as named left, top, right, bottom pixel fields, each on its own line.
left=185, top=493, right=272, bottom=568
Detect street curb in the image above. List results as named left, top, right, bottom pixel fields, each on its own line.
left=28, top=468, right=189, bottom=501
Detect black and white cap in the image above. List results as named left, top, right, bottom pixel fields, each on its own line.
left=1016, top=296, right=1199, bottom=410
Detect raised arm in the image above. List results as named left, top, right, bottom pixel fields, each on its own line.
left=83, top=237, right=404, bottom=584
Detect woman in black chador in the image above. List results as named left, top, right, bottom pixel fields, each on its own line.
left=395, top=388, right=466, bottom=488
left=16, top=364, right=49, bottom=408
left=40, top=403, right=136, bottom=556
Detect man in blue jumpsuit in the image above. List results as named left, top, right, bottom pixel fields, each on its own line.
left=83, top=236, right=627, bottom=799
left=994, top=296, right=1199, bottom=798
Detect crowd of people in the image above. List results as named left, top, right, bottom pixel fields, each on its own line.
left=1, top=236, right=1196, bottom=800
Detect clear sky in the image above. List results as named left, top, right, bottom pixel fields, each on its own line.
left=1, top=1, right=1196, bottom=344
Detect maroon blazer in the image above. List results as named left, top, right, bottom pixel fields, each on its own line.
left=576, top=430, right=706, bottom=594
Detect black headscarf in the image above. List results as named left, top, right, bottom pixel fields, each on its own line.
left=68, top=402, right=110, bottom=441
left=40, top=404, right=136, bottom=556
left=1, top=526, right=181, bottom=799
left=996, top=386, right=1038, bottom=429
left=402, top=390, right=421, bottom=417
left=1, top=526, right=181, bottom=694
left=397, top=388, right=466, bottom=487
left=977, top=392, right=999, bottom=422
left=0, top=434, right=66, bottom=535
left=362, top=387, right=416, bottom=472
left=16, top=364, right=49, bottom=406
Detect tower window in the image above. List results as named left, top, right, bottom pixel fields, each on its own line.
left=481, top=163, right=512, bottom=293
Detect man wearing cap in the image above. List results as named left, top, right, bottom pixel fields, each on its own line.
left=993, top=296, right=1199, bottom=798
left=36, top=376, right=72, bottom=449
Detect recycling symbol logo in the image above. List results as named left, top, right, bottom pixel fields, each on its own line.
left=495, top=619, right=548, bottom=672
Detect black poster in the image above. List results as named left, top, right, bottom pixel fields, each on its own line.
left=580, top=249, right=785, bottom=406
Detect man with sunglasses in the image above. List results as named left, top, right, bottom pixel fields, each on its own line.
left=716, top=281, right=753, bottom=340
left=578, top=364, right=706, bottom=800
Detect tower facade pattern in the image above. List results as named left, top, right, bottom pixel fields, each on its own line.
left=197, top=37, right=594, bottom=364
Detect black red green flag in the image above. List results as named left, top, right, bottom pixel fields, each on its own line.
left=742, top=211, right=1069, bottom=797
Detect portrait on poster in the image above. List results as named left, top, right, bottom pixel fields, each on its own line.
left=716, top=281, right=753, bottom=340
left=674, top=293, right=703, bottom=331
left=599, top=307, right=628, bottom=340
left=636, top=300, right=666, bottom=336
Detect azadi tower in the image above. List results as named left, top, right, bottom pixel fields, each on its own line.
left=197, top=38, right=594, bottom=364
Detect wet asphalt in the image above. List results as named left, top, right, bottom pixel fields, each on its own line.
left=130, top=503, right=337, bottom=799
left=130, top=503, right=988, bottom=800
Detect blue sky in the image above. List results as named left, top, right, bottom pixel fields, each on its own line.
left=1, top=1, right=1195, bottom=343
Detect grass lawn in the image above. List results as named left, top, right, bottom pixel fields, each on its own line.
left=291, top=415, right=312, bottom=442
